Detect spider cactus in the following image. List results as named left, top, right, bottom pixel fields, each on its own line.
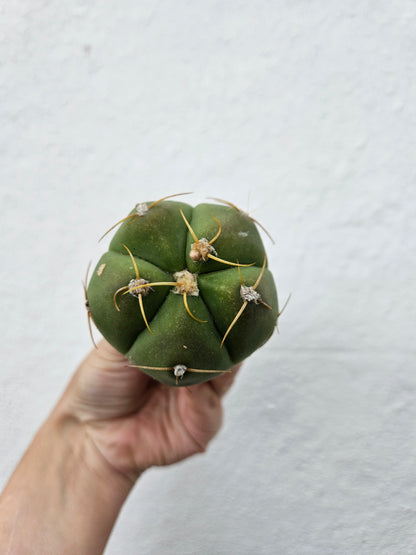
left=86, top=195, right=279, bottom=386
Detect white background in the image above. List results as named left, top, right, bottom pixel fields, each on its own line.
left=1, top=2, right=415, bottom=553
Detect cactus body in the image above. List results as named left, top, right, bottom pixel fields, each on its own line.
left=87, top=200, right=279, bottom=386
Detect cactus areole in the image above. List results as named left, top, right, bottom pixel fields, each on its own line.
left=86, top=197, right=279, bottom=386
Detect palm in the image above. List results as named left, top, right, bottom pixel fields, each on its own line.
left=68, top=341, right=239, bottom=478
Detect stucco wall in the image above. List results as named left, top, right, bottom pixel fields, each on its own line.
left=1, top=2, right=415, bottom=553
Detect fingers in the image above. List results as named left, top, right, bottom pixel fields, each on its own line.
left=209, top=363, right=242, bottom=397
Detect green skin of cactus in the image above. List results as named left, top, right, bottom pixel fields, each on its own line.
left=87, top=200, right=279, bottom=387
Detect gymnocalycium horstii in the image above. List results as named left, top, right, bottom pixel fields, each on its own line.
left=85, top=194, right=282, bottom=387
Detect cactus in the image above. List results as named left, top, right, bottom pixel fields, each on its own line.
left=86, top=195, right=279, bottom=386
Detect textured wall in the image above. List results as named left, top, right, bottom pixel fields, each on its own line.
left=1, top=2, right=415, bottom=554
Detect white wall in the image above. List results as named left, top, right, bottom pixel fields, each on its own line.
left=1, top=2, right=415, bottom=553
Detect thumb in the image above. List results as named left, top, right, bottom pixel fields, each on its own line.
left=66, top=340, right=153, bottom=421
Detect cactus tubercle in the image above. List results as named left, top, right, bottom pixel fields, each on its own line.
left=99, top=192, right=193, bottom=242
left=220, top=253, right=272, bottom=349
left=180, top=208, right=255, bottom=268
left=208, top=196, right=275, bottom=244
left=113, top=244, right=154, bottom=334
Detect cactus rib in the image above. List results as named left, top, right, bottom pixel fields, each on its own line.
left=220, top=253, right=272, bottom=349
left=183, top=292, right=208, bottom=323
left=208, top=196, right=275, bottom=244
left=179, top=208, right=255, bottom=267
left=112, top=244, right=154, bottom=334
left=99, top=192, right=193, bottom=242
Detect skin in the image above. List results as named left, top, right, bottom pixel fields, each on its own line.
left=0, top=340, right=241, bottom=554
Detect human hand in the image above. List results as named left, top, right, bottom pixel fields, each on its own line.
left=62, top=340, right=241, bottom=482
left=0, top=340, right=240, bottom=553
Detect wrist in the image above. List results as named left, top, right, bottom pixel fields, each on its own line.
left=0, top=402, right=135, bottom=554
left=49, top=399, right=137, bottom=502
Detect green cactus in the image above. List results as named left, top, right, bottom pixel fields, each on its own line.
left=86, top=195, right=279, bottom=386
